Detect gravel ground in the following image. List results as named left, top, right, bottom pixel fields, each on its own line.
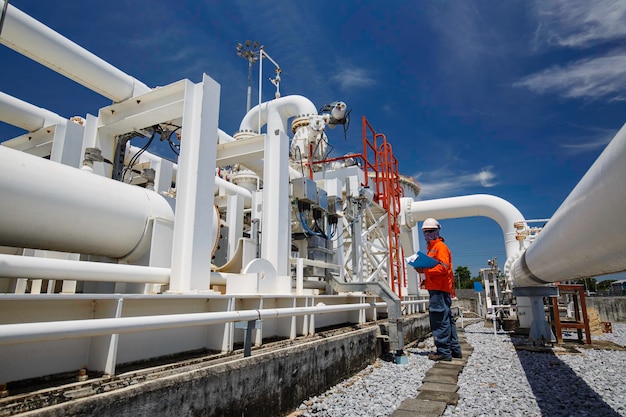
left=291, top=344, right=434, bottom=417
left=292, top=322, right=626, bottom=417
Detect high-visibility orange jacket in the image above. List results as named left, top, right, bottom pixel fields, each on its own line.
left=423, top=237, right=453, bottom=294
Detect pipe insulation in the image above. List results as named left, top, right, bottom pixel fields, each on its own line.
left=404, top=194, right=527, bottom=259
left=0, top=145, right=174, bottom=259
left=0, top=1, right=150, bottom=102
left=511, top=123, right=626, bottom=286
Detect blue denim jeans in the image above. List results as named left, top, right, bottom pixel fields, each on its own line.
left=428, top=290, right=461, bottom=358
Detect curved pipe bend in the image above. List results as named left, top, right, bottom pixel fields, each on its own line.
left=238, top=95, right=317, bottom=134
left=403, top=193, right=527, bottom=262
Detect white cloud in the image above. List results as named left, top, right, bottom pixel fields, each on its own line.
left=519, top=1, right=626, bottom=101
left=513, top=52, right=626, bottom=101
left=534, top=0, right=626, bottom=48
left=415, top=166, right=498, bottom=199
left=331, top=66, right=376, bottom=90
left=557, top=127, right=616, bottom=155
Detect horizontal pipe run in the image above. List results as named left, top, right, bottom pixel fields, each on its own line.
left=0, top=254, right=169, bottom=284
left=511, top=123, right=626, bottom=286
left=0, top=302, right=383, bottom=346
left=0, top=145, right=174, bottom=259
left=0, top=1, right=150, bottom=102
left=400, top=300, right=429, bottom=306
left=0, top=91, right=65, bottom=132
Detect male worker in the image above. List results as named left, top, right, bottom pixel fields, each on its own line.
left=414, top=218, right=462, bottom=361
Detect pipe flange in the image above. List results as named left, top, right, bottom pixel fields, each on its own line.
left=234, top=130, right=259, bottom=140
left=291, top=117, right=309, bottom=133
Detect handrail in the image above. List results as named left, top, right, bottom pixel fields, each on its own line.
left=0, top=299, right=428, bottom=346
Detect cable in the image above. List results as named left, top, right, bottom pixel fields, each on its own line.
left=0, top=0, right=8, bottom=38
left=312, top=214, right=328, bottom=240
left=299, top=210, right=322, bottom=237
left=123, top=128, right=157, bottom=182
left=343, top=109, right=352, bottom=140
left=164, top=126, right=181, bottom=156
left=294, top=146, right=305, bottom=177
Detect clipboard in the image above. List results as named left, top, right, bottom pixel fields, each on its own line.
left=405, top=250, right=440, bottom=269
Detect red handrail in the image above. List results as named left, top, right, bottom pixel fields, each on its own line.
left=304, top=116, right=407, bottom=296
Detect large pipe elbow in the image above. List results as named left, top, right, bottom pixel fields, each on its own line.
left=238, top=95, right=317, bottom=134
left=404, top=194, right=527, bottom=259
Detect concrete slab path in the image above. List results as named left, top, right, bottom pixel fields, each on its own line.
left=390, top=326, right=473, bottom=417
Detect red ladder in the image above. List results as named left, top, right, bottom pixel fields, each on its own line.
left=362, top=117, right=406, bottom=297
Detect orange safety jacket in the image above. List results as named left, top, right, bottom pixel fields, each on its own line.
left=422, top=237, right=454, bottom=294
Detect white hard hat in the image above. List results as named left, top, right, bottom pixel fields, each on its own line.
left=422, top=218, right=441, bottom=230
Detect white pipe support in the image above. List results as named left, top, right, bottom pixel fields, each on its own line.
left=0, top=254, right=169, bottom=283
left=0, top=1, right=150, bottom=102
left=403, top=194, right=527, bottom=260
left=0, top=145, right=174, bottom=259
left=511, top=123, right=626, bottom=286
left=0, top=91, right=65, bottom=132
left=169, top=75, right=220, bottom=292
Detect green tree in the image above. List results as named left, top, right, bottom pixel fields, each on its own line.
left=454, top=266, right=472, bottom=289
left=573, top=278, right=597, bottom=293
left=597, top=279, right=615, bottom=292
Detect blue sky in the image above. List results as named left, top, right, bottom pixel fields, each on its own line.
left=2, top=1, right=626, bottom=278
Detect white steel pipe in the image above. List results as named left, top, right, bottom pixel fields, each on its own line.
left=0, top=254, right=169, bottom=283
left=0, top=302, right=381, bottom=346
left=0, top=145, right=174, bottom=258
left=0, top=91, right=64, bottom=131
left=215, top=176, right=252, bottom=202
left=0, top=1, right=150, bottom=102
left=239, top=95, right=317, bottom=134
left=238, top=96, right=317, bottom=276
left=511, top=123, right=626, bottom=286
left=404, top=194, right=527, bottom=259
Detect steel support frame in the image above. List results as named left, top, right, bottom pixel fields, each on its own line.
left=328, top=279, right=405, bottom=361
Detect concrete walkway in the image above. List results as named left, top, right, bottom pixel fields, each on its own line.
left=391, top=330, right=474, bottom=417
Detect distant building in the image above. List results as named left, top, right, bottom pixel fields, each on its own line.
left=610, top=279, right=626, bottom=294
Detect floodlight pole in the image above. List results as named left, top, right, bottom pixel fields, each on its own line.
left=246, top=58, right=253, bottom=113
left=236, top=41, right=261, bottom=113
